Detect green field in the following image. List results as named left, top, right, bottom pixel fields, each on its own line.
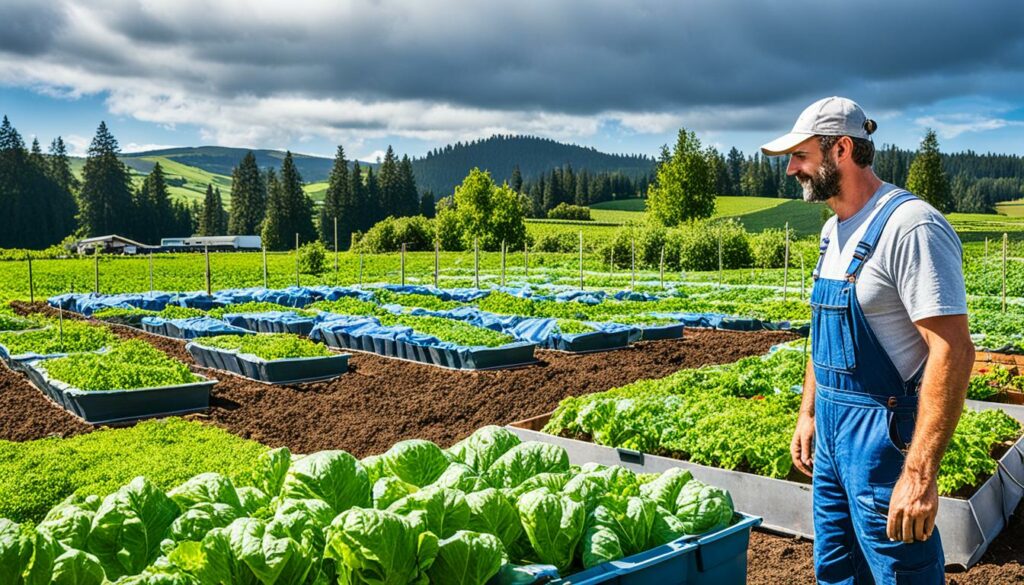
left=996, top=198, right=1024, bottom=217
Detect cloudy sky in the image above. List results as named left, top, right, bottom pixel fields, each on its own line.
left=1, top=0, right=1022, bottom=161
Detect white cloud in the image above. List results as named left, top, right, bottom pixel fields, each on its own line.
left=914, top=114, right=1022, bottom=139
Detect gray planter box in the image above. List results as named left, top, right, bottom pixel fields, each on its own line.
left=186, top=343, right=350, bottom=384
left=508, top=399, right=1024, bottom=570
left=26, top=359, right=214, bottom=425
left=550, top=329, right=633, bottom=353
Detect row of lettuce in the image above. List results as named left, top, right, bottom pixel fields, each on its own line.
left=0, top=312, right=334, bottom=391
left=1, top=426, right=737, bottom=585
left=82, top=283, right=1024, bottom=351
left=542, top=345, right=1023, bottom=497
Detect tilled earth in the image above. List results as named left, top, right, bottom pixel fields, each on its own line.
left=5, top=301, right=1022, bottom=583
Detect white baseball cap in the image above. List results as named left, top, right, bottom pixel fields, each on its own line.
left=761, top=96, right=876, bottom=156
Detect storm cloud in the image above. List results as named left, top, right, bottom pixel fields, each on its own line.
left=1, top=0, right=1021, bottom=147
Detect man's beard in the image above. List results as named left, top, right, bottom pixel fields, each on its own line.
left=797, top=156, right=841, bottom=202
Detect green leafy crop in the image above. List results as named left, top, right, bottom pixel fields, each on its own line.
left=0, top=320, right=118, bottom=356
left=42, top=340, right=199, bottom=391
left=197, top=333, right=332, bottom=360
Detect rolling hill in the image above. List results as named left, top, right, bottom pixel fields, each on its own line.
left=90, top=135, right=656, bottom=205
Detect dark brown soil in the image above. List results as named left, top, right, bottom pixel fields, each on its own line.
left=747, top=503, right=1024, bottom=584
left=0, top=362, right=92, bottom=440
left=198, top=329, right=795, bottom=455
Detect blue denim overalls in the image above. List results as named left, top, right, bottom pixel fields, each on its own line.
left=810, top=190, right=944, bottom=584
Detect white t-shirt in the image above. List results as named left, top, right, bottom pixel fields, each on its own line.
left=817, top=183, right=968, bottom=381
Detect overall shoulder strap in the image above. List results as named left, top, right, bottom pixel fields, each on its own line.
left=844, top=190, right=916, bottom=281
left=812, top=217, right=837, bottom=280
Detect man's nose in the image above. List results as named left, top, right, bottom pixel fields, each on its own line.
left=786, top=156, right=799, bottom=176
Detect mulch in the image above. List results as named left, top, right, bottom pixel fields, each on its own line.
left=5, top=300, right=1022, bottom=583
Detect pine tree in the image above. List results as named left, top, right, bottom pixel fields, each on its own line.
left=263, top=152, right=316, bottom=249
left=0, top=118, right=30, bottom=247
left=377, top=146, right=400, bottom=220
left=906, top=129, right=952, bottom=212
left=365, top=167, right=380, bottom=225
left=399, top=154, right=418, bottom=216
left=145, top=162, right=172, bottom=240
left=261, top=169, right=285, bottom=250
left=48, top=137, right=80, bottom=195
left=420, top=190, right=436, bottom=218
left=200, top=184, right=218, bottom=236
left=726, top=147, right=744, bottom=195
left=228, top=151, right=266, bottom=235
left=350, top=161, right=368, bottom=231
left=511, top=165, right=523, bottom=193
left=78, top=121, right=135, bottom=237
left=319, top=145, right=351, bottom=246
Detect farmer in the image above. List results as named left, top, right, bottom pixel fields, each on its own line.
left=761, top=97, right=974, bottom=584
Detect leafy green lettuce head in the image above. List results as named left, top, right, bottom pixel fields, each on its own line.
left=580, top=495, right=657, bottom=568
left=464, top=489, right=522, bottom=555
left=446, top=426, right=521, bottom=474
left=427, top=531, right=505, bottom=585
left=280, top=450, right=371, bottom=514
left=674, top=480, right=734, bottom=535
left=324, top=508, right=439, bottom=585
left=485, top=443, right=570, bottom=489
left=388, top=487, right=471, bottom=539
left=382, top=440, right=451, bottom=488
left=85, top=477, right=180, bottom=582
left=515, top=488, right=585, bottom=573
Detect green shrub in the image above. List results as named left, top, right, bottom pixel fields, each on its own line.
left=546, top=203, right=592, bottom=221
left=532, top=232, right=579, bottom=253
left=298, top=240, right=328, bottom=275
left=434, top=203, right=464, bottom=251
left=358, top=216, right=435, bottom=253
left=675, top=219, right=752, bottom=271
left=0, top=418, right=266, bottom=523
left=750, top=228, right=794, bottom=269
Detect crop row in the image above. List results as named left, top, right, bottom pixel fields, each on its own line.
left=0, top=426, right=737, bottom=584
left=542, top=346, right=1023, bottom=497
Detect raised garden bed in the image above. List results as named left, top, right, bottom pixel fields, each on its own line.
left=141, top=316, right=252, bottom=339
left=508, top=398, right=1024, bottom=569
left=187, top=334, right=350, bottom=384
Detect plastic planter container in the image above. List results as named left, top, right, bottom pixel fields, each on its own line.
left=508, top=400, right=1024, bottom=569
left=24, top=358, right=214, bottom=425
left=637, top=322, right=686, bottom=341
left=553, top=514, right=761, bottom=585
left=549, top=329, right=633, bottom=353
left=186, top=342, right=350, bottom=384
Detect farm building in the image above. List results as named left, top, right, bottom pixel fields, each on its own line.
left=160, top=235, right=262, bottom=252
left=72, top=234, right=157, bottom=255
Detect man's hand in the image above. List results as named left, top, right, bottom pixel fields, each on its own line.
left=887, top=471, right=938, bottom=543
left=790, top=412, right=815, bottom=477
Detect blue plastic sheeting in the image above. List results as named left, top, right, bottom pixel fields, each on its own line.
left=222, top=311, right=316, bottom=336
left=612, top=290, right=661, bottom=302
left=141, top=316, right=252, bottom=339
left=311, top=313, right=537, bottom=369
left=553, top=290, right=606, bottom=305
left=306, top=286, right=376, bottom=303
left=48, top=292, right=175, bottom=315
left=375, top=284, right=491, bottom=302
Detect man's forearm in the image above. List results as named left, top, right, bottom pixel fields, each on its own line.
left=800, top=356, right=816, bottom=416
left=903, top=334, right=974, bottom=481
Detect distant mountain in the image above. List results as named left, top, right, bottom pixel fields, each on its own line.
left=411, top=135, right=655, bottom=196
left=120, top=146, right=343, bottom=183
left=113, top=135, right=656, bottom=201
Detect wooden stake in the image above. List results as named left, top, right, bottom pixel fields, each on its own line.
left=27, top=256, right=34, bottom=304
left=148, top=252, right=154, bottom=294
left=717, top=234, right=723, bottom=287
left=501, top=240, right=507, bottom=287
left=400, top=243, right=406, bottom=286
left=94, top=251, right=99, bottom=294
left=524, top=240, right=529, bottom=279
left=1002, top=233, right=1008, bottom=312
left=659, top=246, right=665, bottom=290
left=359, top=252, right=363, bottom=287
left=474, top=237, right=480, bottom=289
left=631, top=236, right=636, bottom=290
left=294, top=233, right=300, bottom=288
left=783, top=221, right=790, bottom=301
left=205, top=244, right=212, bottom=295
left=333, top=216, right=339, bottom=282
left=262, top=244, right=268, bottom=288
left=434, top=240, right=439, bottom=288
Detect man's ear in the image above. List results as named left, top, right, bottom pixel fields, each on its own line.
left=835, top=136, right=853, bottom=163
